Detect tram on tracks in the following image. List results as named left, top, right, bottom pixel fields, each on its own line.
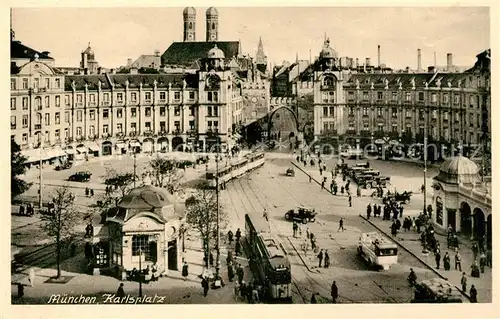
left=244, top=214, right=293, bottom=302
left=205, top=151, right=265, bottom=188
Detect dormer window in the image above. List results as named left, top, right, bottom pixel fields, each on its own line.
left=323, top=76, right=334, bottom=88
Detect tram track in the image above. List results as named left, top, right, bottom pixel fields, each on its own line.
left=237, top=164, right=417, bottom=303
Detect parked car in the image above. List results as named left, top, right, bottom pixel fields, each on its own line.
left=55, top=161, right=73, bottom=171
left=68, top=171, right=92, bottom=182
left=285, top=207, right=317, bottom=224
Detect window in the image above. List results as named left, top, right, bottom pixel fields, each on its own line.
left=76, top=126, right=82, bottom=136
left=45, top=113, right=50, bottom=125
left=103, top=125, right=109, bottom=134
left=65, top=95, right=70, bottom=106
left=89, top=94, right=95, bottom=104
left=392, top=124, right=398, bottom=132
left=55, top=96, right=60, bottom=107
left=406, top=109, right=412, bottom=118
left=45, top=96, right=50, bottom=108
left=443, top=94, right=449, bottom=103
left=55, top=78, right=61, bottom=89
left=189, top=106, right=195, bottom=116
left=159, top=92, right=166, bottom=101
left=455, top=112, right=459, bottom=122
left=89, top=125, right=95, bottom=136
left=77, top=94, right=83, bottom=104
left=22, top=97, right=28, bottom=110
left=103, top=93, right=110, bottom=102
left=23, top=78, right=28, bottom=89
left=363, top=122, right=369, bottom=130
left=207, top=120, right=212, bottom=127
left=323, top=107, right=328, bottom=116
left=22, top=115, right=28, bottom=128
left=378, top=123, right=384, bottom=132
left=131, top=123, right=137, bottom=132
left=117, top=123, right=123, bottom=133
left=11, top=98, right=16, bottom=110
left=132, top=235, right=155, bottom=261
left=145, top=122, right=151, bottom=131
left=131, top=108, right=137, bottom=118
left=103, top=109, right=109, bottom=119
left=213, top=106, right=219, bottom=117
left=469, top=96, right=475, bottom=106
left=405, top=125, right=412, bottom=135
left=363, top=92, right=368, bottom=100
left=34, top=78, right=39, bottom=89
left=160, top=121, right=166, bottom=132
left=55, top=112, right=60, bottom=124
left=11, top=79, right=16, bottom=90
left=431, top=93, right=437, bottom=103
left=174, top=121, right=180, bottom=130
left=117, top=93, right=123, bottom=102
left=77, top=110, right=83, bottom=122
left=392, top=108, right=397, bottom=118
left=469, top=113, right=474, bottom=126
left=10, top=116, right=16, bottom=129
left=419, top=109, right=424, bottom=119
left=160, top=107, right=166, bottom=117
left=377, top=107, right=382, bottom=116
left=174, top=106, right=180, bottom=116
left=45, top=78, right=50, bottom=89
left=207, top=91, right=219, bottom=102
left=444, top=128, right=449, bottom=140
left=174, top=92, right=181, bottom=101
left=131, top=92, right=137, bottom=102
left=189, top=91, right=195, bottom=100
left=207, top=106, right=213, bottom=117
left=443, top=111, right=449, bottom=121
left=64, top=128, right=69, bottom=138
left=145, top=92, right=151, bottom=102
left=477, top=114, right=481, bottom=127
left=44, top=131, right=50, bottom=142
left=22, top=133, right=28, bottom=144
left=348, top=122, right=355, bottom=130
left=323, top=122, right=329, bottom=132
left=329, top=107, right=335, bottom=117
left=432, top=110, right=437, bottom=119
left=392, top=92, right=397, bottom=101
left=35, top=97, right=42, bottom=110
left=145, top=107, right=151, bottom=117
left=377, top=92, right=383, bottom=100
left=363, top=107, right=369, bottom=116
left=405, top=92, right=411, bottom=101
left=418, top=92, right=424, bottom=101
left=348, top=107, right=354, bottom=115
left=214, top=121, right=219, bottom=128
left=89, top=110, right=95, bottom=120
left=189, top=120, right=195, bottom=130
left=65, top=111, right=70, bottom=123
left=454, top=95, right=460, bottom=104
left=117, top=108, right=123, bottom=118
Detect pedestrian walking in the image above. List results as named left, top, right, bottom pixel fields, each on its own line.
left=443, top=252, right=450, bottom=271
left=319, top=168, right=323, bottom=176
left=479, top=252, right=487, bottom=273
left=435, top=250, right=441, bottom=269
left=234, top=281, right=241, bottom=301
left=366, top=204, right=372, bottom=220
left=28, top=268, right=36, bottom=287
left=331, top=281, right=338, bottom=303
left=182, top=261, right=189, bottom=281
left=471, top=242, right=478, bottom=261
left=202, top=277, right=210, bottom=297
left=116, top=283, right=125, bottom=298
left=338, top=218, right=345, bottom=232
left=455, top=251, right=462, bottom=271
left=90, top=189, right=94, bottom=197
left=228, top=263, right=235, bottom=282
left=324, top=250, right=330, bottom=268
left=461, top=272, right=467, bottom=292
left=236, top=264, right=244, bottom=284
left=235, top=240, right=241, bottom=256
left=348, top=195, right=352, bottom=207
left=227, top=230, right=234, bottom=245
left=356, top=186, right=361, bottom=197
left=309, top=175, right=312, bottom=183
left=333, top=184, right=338, bottom=195
left=317, top=249, right=324, bottom=268
left=321, top=179, right=325, bottom=190
left=235, top=228, right=241, bottom=242
left=469, top=285, right=478, bottom=303
left=209, top=251, right=214, bottom=267
left=341, top=186, right=345, bottom=195
left=293, top=221, right=298, bottom=237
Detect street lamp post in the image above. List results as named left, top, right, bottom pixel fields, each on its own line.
left=423, top=110, right=428, bottom=215
left=214, top=144, right=221, bottom=287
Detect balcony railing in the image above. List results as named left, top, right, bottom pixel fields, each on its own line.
left=159, top=130, right=168, bottom=137
left=34, top=124, right=42, bottom=130
left=173, top=129, right=182, bottom=135
left=144, top=131, right=154, bottom=137
left=129, top=131, right=137, bottom=137
left=101, top=133, right=110, bottom=139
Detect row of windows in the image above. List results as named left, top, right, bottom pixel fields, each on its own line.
left=344, top=107, right=480, bottom=120
left=345, top=90, right=480, bottom=106
left=11, top=77, right=62, bottom=90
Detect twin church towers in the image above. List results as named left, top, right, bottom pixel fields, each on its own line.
left=183, top=7, right=219, bottom=42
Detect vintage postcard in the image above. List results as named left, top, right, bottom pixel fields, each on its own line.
left=7, top=2, right=497, bottom=318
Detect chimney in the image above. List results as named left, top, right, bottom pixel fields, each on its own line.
left=366, top=57, right=371, bottom=66
left=377, top=45, right=381, bottom=67
left=154, top=50, right=160, bottom=57
left=447, top=53, right=453, bottom=70
left=417, top=49, right=422, bottom=72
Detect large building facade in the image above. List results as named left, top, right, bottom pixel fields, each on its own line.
left=311, top=39, right=491, bottom=155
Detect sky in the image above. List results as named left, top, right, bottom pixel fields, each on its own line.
left=11, top=6, right=490, bottom=70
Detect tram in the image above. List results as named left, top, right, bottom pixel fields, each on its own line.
left=244, top=214, right=292, bottom=302
left=205, top=151, right=265, bottom=188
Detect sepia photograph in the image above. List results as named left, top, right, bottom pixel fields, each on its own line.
left=9, top=4, right=493, bottom=310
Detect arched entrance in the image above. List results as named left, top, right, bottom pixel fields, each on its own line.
left=459, top=202, right=472, bottom=236
left=157, top=137, right=169, bottom=153
left=172, top=137, right=184, bottom=152
left=143, top=138, right=155, bottom=154
left=486, top=214, right=492, bottom=249
left=267, top=106, right=300, bottom=140
left=102, top=141, right=112, bottom=156
left=473, top=207, right=485, bottom=240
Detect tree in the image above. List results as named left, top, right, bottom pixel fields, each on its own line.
left=103, top=168, right=136, bottom=198
left=40, top=186, right=81, bottom=278
left=11, top=139, right=32, bottom=201
left=147, top=156, right=183, bottom=194
left=185, top=185, right=228, bottom=267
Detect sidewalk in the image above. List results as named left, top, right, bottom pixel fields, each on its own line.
left=362, top=213, right=491, bottom=303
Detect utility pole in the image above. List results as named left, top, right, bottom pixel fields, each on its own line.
left=423, top=91, right=428, bottom=215
left=133, top=150, right=137, bottom=188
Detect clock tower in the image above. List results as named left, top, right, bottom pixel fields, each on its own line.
left=206, top=7, right=219, bottom=42
left=183, top=7, right=196, bottom=42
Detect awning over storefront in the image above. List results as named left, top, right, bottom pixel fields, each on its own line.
left=76, top=146, right=87, bottom=154
left=21, top=148, right=50, bottom=163
left=45, top=147, right=67, bottom=159
left=129, top=141, right=142, bottom=148
left=88, top=143, right=100, bottom=152
left=116, top=143, right=126, bottom=149
left=65, top=148, right=75, bottom=155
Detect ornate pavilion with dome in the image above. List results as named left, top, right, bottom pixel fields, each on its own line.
left=92, top=185, right=186, bottom=279
left=432, top=156, right=492, bottom=249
